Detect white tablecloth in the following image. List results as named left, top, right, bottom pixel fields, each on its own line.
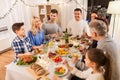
left=5, top=56, right=74, bottom=80
left=5, top=62, right=34, bottom=80
left=5, top=41, right=81, bottom=80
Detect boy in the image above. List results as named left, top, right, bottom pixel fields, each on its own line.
left=11, top=22, right=33, bottom=60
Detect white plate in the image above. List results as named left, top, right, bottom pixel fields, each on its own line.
left=54, top=65, right=68, bottom=77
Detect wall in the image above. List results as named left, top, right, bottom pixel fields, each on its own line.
left=0, top=0, right=88, bottom=52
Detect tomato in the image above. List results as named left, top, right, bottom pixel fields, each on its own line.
left=54, top=57, right=62, bottom=62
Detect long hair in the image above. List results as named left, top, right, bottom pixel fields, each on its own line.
left=87, top=48, right=111, bottom=80
left=30, top=16, right=41, bottom=35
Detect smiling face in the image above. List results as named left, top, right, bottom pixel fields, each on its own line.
left=74, top=11, right=82, bottom=21
left=16, top=26, right=25, bottom=37
left=49, top=13, right=57, bottom=22
left=34, top=18, right=41, bottom=28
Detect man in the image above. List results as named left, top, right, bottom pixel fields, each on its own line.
left=67, top=8, right=91, bottom=37
left=89, top=20, right=119, bottom=80
left=90, top=12, right=98, bottom=21
left=42, top=9, right=62, bottom=41
left=11, top=22, right=33, bottom=60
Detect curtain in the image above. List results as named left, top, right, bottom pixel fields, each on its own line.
left=108, top=0, right=120, bottom=77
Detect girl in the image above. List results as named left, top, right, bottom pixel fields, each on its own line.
left=28, top=16, right=44, bottom=49
left=53, top=48, right=111, bottom=80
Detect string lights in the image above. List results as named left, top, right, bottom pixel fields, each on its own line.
left=0, top=0, right=87, bottom=20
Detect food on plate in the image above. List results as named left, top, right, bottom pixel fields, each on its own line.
left=55, top=38, right=60, bottom=42
left=53, top=56, right=62, bottom=63
left=68, top=43, right=73, bottom=47
left=18, top=54, right=33, bottom=63
left=68, top=55, right=72, bottom=58
left=71, top=35, right=79, bottom=40
left=58, top=44, right=67, bottom=48
left=34, top=49, right=44, bottom=54
left=48, top=41, right=54, bottom=46
left=30, top=63, right=46, bottom=76
left=31, top=64, right=43, bottom=70
left=68, top=53, right=80, bottom=59
left=56, top=48, right=68, bottom=55
left=80, top=38, right=89, bottom=44
left=68, top=33, right=72, bottom=37
left=77, top=37, right=81, bottom=40
left=74, top=45, right=79, bottom=48
left=54, top=66, right=66, bottom=75
left=16, top=55, right=37, bottom=65
left=48, top=52, right=57, bottom=59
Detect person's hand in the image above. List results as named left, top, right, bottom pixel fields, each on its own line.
left=79, top=45, right=85, bottom=53
left=63, top=59, right=69, bottom=68
left=72, top=56, right=78, bottom=64
left=49, top=34, right=57, bottom=39
left=39, top=44, right=43, bottom=49
left=52, top=74, right=61, bottom=80
left=63, top=60, right=73, bottom=71
left=25, top=52, right=32, bottom=55
left=18, top=54, right=24, bottom=58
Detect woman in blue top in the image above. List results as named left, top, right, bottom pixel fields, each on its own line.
left=28, top=16, right=44, bottom=49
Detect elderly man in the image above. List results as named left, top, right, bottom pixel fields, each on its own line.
left=89, top=19, right=119, bottom=80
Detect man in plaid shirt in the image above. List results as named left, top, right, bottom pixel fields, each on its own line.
left=11, top=22, right=33, bottom=60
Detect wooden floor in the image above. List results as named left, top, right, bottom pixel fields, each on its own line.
left=0, top=50, right=14, bottom=80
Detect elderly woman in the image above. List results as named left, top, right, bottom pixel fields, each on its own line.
left=28, top=16, right=44, bottom=49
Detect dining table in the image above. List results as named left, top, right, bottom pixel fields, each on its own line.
left=5, top=37, right=89, bottom=80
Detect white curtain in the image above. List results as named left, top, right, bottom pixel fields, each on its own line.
left=108, top=0, right=120, bottom=77
left=0, top=0, right=33, bottom=41
left=0, top=0, right=32, bottom=51
left=109, top=14, right=120, bottom=42
left=109, top=0, right=120, bottom=42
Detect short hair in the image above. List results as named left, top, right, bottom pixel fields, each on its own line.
left=74, top=8, right=82, bottom=13
left=89, top=20, right=107, bottom=36
left=95, top=17, right=109, bottom=32
left=12, top=22, right=24, bottom=33
left=50, top=9, right=58, bottom=14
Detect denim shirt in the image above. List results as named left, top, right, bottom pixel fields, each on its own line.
left=28, top=30, right=44, bottom=46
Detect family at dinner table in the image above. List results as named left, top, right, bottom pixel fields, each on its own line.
left=11, top=8, right=119, bottom=80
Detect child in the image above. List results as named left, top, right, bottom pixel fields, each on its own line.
left=11, top=22, right=33, bottom=60
left=53, top=48, right=111, bottom=80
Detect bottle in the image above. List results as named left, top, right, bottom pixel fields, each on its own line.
left=65, top=28, right=69, bottom=43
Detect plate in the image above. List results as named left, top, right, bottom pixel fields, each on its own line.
left=54, top=65, right=68, bottom=77
left=16, top=56, right=37, bottom=65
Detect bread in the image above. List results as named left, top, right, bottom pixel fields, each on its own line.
left=30, top=64, right=45, bottom=76
left=36, top=69, right=45, bottom=76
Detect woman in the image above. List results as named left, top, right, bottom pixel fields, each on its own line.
left=53, top=48, right=111, bottom=80
left=28, top=16, right=44, bottom=49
